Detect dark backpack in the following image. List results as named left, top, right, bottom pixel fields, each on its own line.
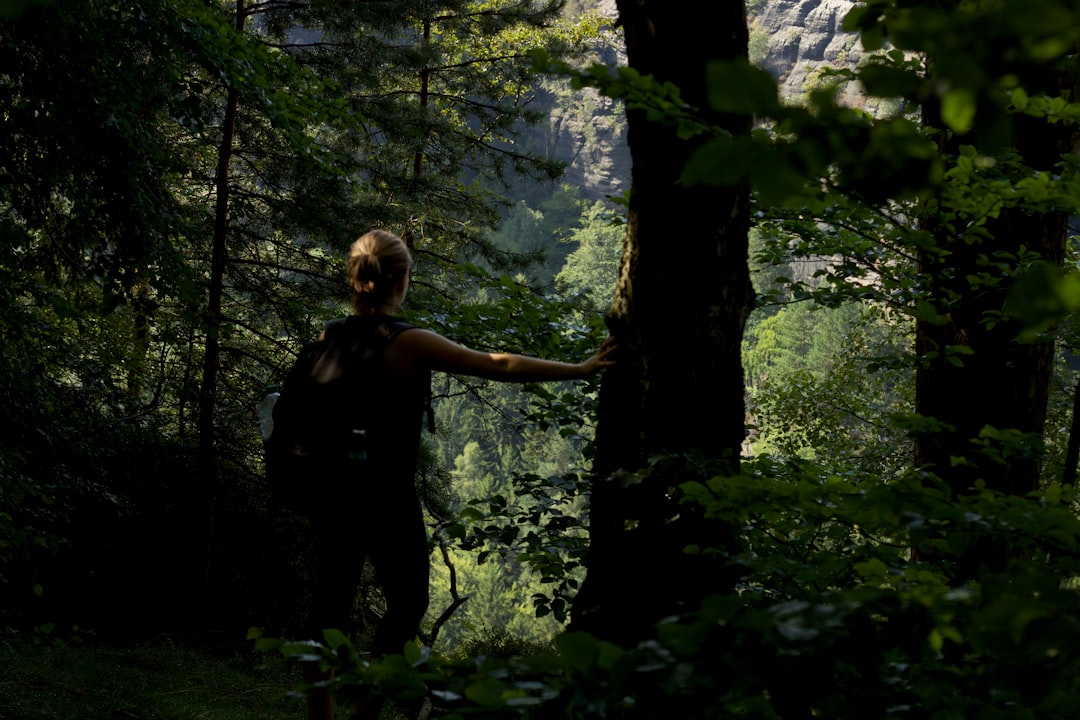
left=265, top=316, right=417, bottom=514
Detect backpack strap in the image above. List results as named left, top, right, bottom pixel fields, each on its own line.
left=381, top=320, right=437, bottom=433
left=334, top=315, right=436, bottom=433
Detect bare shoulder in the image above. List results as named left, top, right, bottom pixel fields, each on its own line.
left=386, top=327, right=497, bottom=376
left=384, top=327, right=469, bottom=372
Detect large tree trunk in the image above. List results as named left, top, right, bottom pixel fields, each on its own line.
left=915, top=80, right=1078, bottom=500
left=914, top=211, right=1066, bottom=497
left=912, top=60, right=1078, bottom=585
left=572, top=0, right=753, bottom=645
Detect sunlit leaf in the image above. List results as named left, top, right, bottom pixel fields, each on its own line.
left=941, top=89, right=977, bottom=133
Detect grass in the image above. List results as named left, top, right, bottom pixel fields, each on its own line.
left=0, top=636, right=304, bottom=720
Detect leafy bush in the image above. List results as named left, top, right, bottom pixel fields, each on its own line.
left=259, top=456, right=1080, bottom=719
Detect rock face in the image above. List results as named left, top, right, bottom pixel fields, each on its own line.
left=540, top=0, right=866, bottom=204
left=534, top=0, right=629, bottom=204
left=752, top=0, right=865, bottom=106
left=544, top=86, right=630, bottom=203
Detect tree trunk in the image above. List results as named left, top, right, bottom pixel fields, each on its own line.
left=914, top=209, right=1066, bottom=497
left=915, top=79, right=1078, bottom=500
left=572, top=0, right=753, bottom=645
left=1063, top=372, right=1080, bottom=486
left=197, top=0, right=246, bottom=597
left=413, top=16, right=432, bottom=181
left=912, top=58, right=1078, bottom=585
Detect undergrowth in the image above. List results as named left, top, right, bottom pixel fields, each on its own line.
left=0, top=636, right=299, bottom=720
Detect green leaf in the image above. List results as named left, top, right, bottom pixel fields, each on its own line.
left=941, top=89, right=977, bottom=134
left=464, top=677, right=508, bottom=707
left=860, top=24, right=885, bottom=53
left=681, top=135, right=752, bottom=186
left=1004, top=262, right=1080, bottom=339
left=253, top=637, right=284, bottom=653
left=554, top=632, right=600, bottom=671
left=322, top=628, right=351, bottom=650
left=858, top=63, right=922, bottom=98
left=705, top=61, right=780, bottom=115
left=1010, top=87, right=1029, bottom=111
left=754, top=158, right=813, bottom=205
left=854, top=558, right=889, bottom=582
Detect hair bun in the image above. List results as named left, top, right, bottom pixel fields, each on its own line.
left=347, top=229, right=413, bottom=313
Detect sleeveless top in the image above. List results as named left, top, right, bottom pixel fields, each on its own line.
left=332, top=313, right=431, bottom=491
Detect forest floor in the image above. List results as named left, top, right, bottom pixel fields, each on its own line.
left=0, top=636, right=303, bottom=720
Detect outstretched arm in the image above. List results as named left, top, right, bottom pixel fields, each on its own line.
left=387, top=330, right=616, bottom=382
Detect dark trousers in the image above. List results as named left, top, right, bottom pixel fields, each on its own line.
left=306, top=474, right=430, bottom=657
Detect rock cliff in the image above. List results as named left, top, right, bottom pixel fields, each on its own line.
left=540, top=0, right=868, bottom=204
left=534, top=0, right=628, bottom=203
left=751, top=0, right=865, bottom=106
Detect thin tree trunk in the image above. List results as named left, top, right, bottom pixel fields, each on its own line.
left=1063, top=374, right=1080, bottom=486
left=127, top=270, right=152, bottom=397
left=197, top=0, right=246, bottom=596
left=413, top=17, right=431, bottom=181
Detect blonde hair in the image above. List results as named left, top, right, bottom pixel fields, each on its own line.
left=347, top=229, right=413, bottom=313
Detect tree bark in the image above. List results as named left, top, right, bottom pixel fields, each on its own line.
left=572, top=0, right=753, bottom=645
left=915, top=74, right=1078, bottom=500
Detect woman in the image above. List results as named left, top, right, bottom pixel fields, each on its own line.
left=305, top=227, right=615, bottom=670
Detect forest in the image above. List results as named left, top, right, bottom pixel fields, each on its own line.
left=3, top=0, right=1080, bottom=718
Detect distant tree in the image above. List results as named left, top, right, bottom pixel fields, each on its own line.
left=745, top=302, right=913, bottom=474
left=554, top=200, right=623, bottom=309
left=487, top=201, right=550, bottom=281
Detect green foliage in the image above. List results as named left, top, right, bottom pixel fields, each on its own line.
left=448, top=624, right=553, bottom=661
left=747, top=19, right=771, bottom=68
left=671, top=462, right=1080, bottom=717
left=554, top=200, right=624, bottom=310
left=485, top=185, right=592, bottom=287
left=1006, top=259, right=1080, bottom=342
left=452, top=471, right=588, bottom=626
left=845, top=0, right=1080, bottom=143
left=692, top=0, right=1080, bottom=495
left=8, top=2, right=1080, bottom=717
left=744, top=301, right=913, bottom=472
left=526, top=5, right=1080, bottom=714
left=403, top=259, right=610, bottom=648
left=259, top=455, right=1080, bottom=718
